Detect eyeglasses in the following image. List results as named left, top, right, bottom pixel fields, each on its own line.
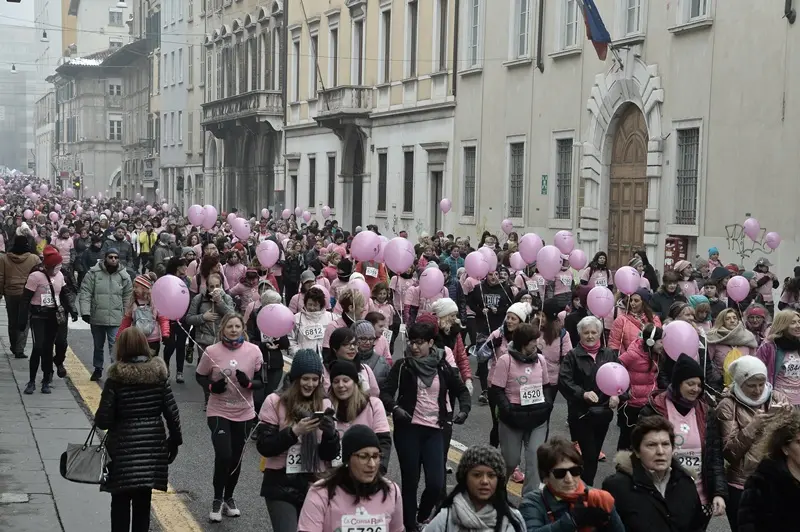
left=357, top=337, right=375, bottom=344
left=409, top=339, right=429, bottom=346
left=551, top=466, right=583, bottom=479
left=353, top=452, right=382, bottom=464
left=343, top=342, right=357, bottom=348
left=107, top=256, right=119, bottom=261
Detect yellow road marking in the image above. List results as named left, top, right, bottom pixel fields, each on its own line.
left=64, top=348, right=205, bottom=531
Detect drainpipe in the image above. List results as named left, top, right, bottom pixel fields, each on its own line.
left=452, top=0, right=459, bottom=97
left=281, top=0, right=289, bottom=210
left=786, top=0, right=796, bottom=23
left=536, top=0, right=545, bottom=72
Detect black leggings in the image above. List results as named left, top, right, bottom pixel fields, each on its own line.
left=163, top=320, right=187, bottom=373
left=110, top=489, right=152, bottom=532
left=29, top=314, right=58, bottom=383
left=477, top=360, right=490, bottom=391
left=207, top=416, right=250, bottom=500
left=55, top=321, right=68, bottom=368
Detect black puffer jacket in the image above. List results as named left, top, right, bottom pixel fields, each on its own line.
left=489, top=348, right=552, bottom=431
left=558, top=344, right=619, bottom=421
left=602, top=451, right=706, bottom=532
left=94, top=356, right=182, bottom=493
left=738, top=457, right=800, bottom=532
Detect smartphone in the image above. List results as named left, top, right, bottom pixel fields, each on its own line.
left=310, top=411, right=327, bottom=421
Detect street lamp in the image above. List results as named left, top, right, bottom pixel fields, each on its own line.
left=40, top=30, right=49, bottom=42
left=10, top=64, right=17, bottom=74
left=116, top=0, right=127, bottom=8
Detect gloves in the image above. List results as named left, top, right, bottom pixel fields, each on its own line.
left=209, top=378, right=227, bottom=394
left=319, top=414, right=336, bottom=437
left=235, top=369, right=252, bottom=389
left=572, top=506, right=610, bottom=528
left=71, top=313, right=78, bottom=322
left=453, top=411, right=468, bottom=425
left=167, top=438, right=179, bottom=464
left=393, top=407, right=412, bottom=423
left=465, top=379, right=474, bottom=397
left=82, top=315, right=91, bottom=324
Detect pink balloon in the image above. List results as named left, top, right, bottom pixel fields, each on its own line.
left=187, top=204, right=206, bottom=226
left=501, top=219, right=514, bottom=235
left=614, top=266, right=640, bottom=295
left=662, top=320, right=700, bottom=361
left=519, top=233, right=544, bottom=264
left=256, top=240, right=280, bottom=268
left=226, top=213, right=237, bottom=223
left=257, top=304, right=294, bottom=337
left=48, top=211, right=59, bottom=222
left=75, top=206, right=83, bottom=215
left=148, top=208, right=157, bottom=216
left=596, top=362, right=631, bottom=396
left=261, top=208, right=270, bottom=219
left=54, top=203, right=61, bottom=212
left=639, top=276, right=651, bottom=289
left=439, top=198, right=452, bottom=214
left=536, top=245, right=563, bottom=281
left=281, top=209, right=291, bottom=220
left=313, top=284, right=331, bottom=309
left=554, top=231, right=575, bottom=254
left=587, top=286, right=615, bottom=317
left=743, top=218, right=760, bottom=241
left=327, top=243, right=337, bottom=252
left=351, top=231, right=380, bottom=262
left=232, top=218, right=251, bottom=240
left=125, top=206, right=134, bottom=215
left=348, top=279, right=372, bottom=302
left=64, top=188, right=74, bottom=198
left=40, top=184, right=48, bottom=193
left=765, top=232, right=781, bottom=250
left=374, top=236, right=389, bottom=264
left=384, top=237, right=416, bottom=273
left=23, top=185, right=31, bottom=194
left=478, top=246, right=498, bottom=272
left=294, top=207, right=303, bottom=217
left=202, top=205, right=218, bottom=230
left=568, top=249, right=587, bottom=270
left=509, top=252, right=527, bottom=271
left=333, top=245, right=348, bottom=258
left=727, top=275, right=751, bottom=303
left=162, top=203, right=170, bottom=213
left=151, top=275, right=191, bottom=320
left=419, top=268, right=445, bottom=298
left=302, top=210, right=312, bottom=223
left=321, top=205, right=331, bottom=219
left=465, top=251, right=490, bottom=280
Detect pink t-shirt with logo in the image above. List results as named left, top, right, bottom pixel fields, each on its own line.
left=490, top=353, right=549, bottom=405
left=25, top=270, right=65, bottom=307
left=553, top=270, right=574, bottom=296
left=258, top=393, right=333, bottom=470
left=412, top=375, right=441, bottom=428
left=537, top=332, right=572, bottom=385
left=389, top=276, right=416, bottom=313
left=197, top=342, right=263, bottom=422
left=335, top=397, right=391, bottom=437
left=53, top=237, right=74, bottom=264
left=580, top=268, right=611, bottom=289
left=298, top=481, right=404, bottom=532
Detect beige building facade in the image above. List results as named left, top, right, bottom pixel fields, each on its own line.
left=451, top=0, right=800, bottom=277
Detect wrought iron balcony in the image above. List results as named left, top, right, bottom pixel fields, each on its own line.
left=315, top=86, right=373, bottom=120
left=201, top=89, right=283, bottom=127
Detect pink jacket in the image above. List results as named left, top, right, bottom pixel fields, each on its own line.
left=619, top=338, right=660, bottom=407
left=609, top=313, right=661, bottom=353
left=537, top=330, right=573, bottom=385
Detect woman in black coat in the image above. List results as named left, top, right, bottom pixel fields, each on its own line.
left=95, top=327, right=182, bottom=532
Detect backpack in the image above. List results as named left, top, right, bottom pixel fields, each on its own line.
left=722, top=347, right=745, bottom=387
left=133, top=304, right=156, bottom=337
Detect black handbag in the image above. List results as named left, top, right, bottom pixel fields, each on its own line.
left=59, top=425, right=110, bottom=485
left=45, top=275, right=67, bottom=326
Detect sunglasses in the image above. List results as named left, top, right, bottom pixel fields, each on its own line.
left=551, top=466, right=582, bottom=479
left=107, top=256, right=119, bottom=260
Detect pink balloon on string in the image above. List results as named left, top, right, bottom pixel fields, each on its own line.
left=187, top=205, right=205, bottom=226
left=568, top=249, right=587, bottom=270
left=151, top=275, right=191, bottom=320
left=536, top=245, right=563, bottom=281
left=554, top=231, right=575, bottom=255
left=727, top=276, right=750, bottom=303
left=54, top=203, right=61, bottom=212
left=202, top=205, right=218, bottom=230
left=48, top=212, right=59, bottom=222
left=256, top=240, right=280, bottom=268
left=162, top=203, right=170, bottom=213
left=294, top=207, right=303, bottom=217
left=419, top=268, right=446, bottom=298
left=743, top=218, right=760, bottom=241
left=509, top=252, right=527, bottom=271
left=302, top=210, right=312, bottom=223
left=348, top=279, right=372, bottom=302
left=75, top=206, right=83, bottom=215
left=478, top=246, right=498, bottom=272
left=596, top=362, right=631, bottom=396
left=614, top=266, right=641, bottom=295
left=321, top=205, right=331, bottom=219
left=439, top=198, right=452, bottom=214
left=519, top=233, right=544, bottom=264
left=64, top=189, right=74, bottom=198
left=40, top=184, right=48, bottom=194
left=765, top=232, right=781, bottom=250
left=148, top=208, right=157, bottom=216
left=384, top=237, right=416, bottom=273
left=501, top=219, right=514, bottom=235
left=662, top=320, right=700, bottom=361
left=465, top=251, right=490, bottom=280
left=257, top=304, right=295, bottom=337
left=227, top=212, right=237, bottom=223
left=261, top=208, right=270, bottom=219
left=587, top=286, right=615, bottom=317
left=351, top=230, right=380, bottom=261
left=125, top=206, right=134, bottom=215
left=232, top=218, right=251, bottom=240
left=281, top=209, right=291, bottom=220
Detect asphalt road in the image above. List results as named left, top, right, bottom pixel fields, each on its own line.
left=64, top=319, right=730, bottom=531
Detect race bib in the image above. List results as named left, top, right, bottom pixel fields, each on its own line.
left=519, top=383, right=545, bottom=406
left=303, top=325, right=324, bottom=340
left=560, top=275, right=572, bottom=287
left=285, top=443, right=308, bottom=474
left=526, top=281, right=537, bottom=293
left=538, top=278, right=546, bottom=287
left=382, top=328, right=393, bottom=344
left=674, top=449, right=702, bottom=478
left=784, top=356, right=800, bottom=378
left=40, top=292, right=55, bottom=307
left=341, top=511, right=387, bottom=532
left=365, top=266, right=379, bottom=278
left=399, top=323, right=407, bottom=336
left=595, top=277, right=607, bottom=287
left=260, top=332, right=273, bottom=344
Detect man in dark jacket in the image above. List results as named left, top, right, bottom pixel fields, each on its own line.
left=467, top=269, right=513, bottom=337
left=103, top=226, right=135, bottom=271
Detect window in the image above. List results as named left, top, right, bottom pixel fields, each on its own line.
left=373, top=152, right=387, bottom=211
left=513, top=0, right=530, bottom=58
left=308, top=157, right=316, bottom=206
left=200, top=49, right=206, bottom=87
left=188, top=45, right=194, bottom=86
left=238, top=41, right=247, bottom=94
left=216, top=49, right=223, bottom=99
left=437, top=0, right=448, bottom=71
left=329, top=27, right=339, bottom=87
left=178, top=0, right=183, bottom=19
left=109, top=9, right=123, bottom=26
left=463, top=146, right=476, bottom=216
left=170, top=112, right=175, bottom=144
left=406, top=1, right=418, bottom=77
left=292, top=37, right=300, bottom=101
left=187, top=112, right=193, bottom=151
left=675, top=127, right=700, bottom=225
left=562, top=0, right=579, bottom=49
left=250, top=38, right=259, bottom=90
left=466, top=0, right=480, bottom=67
left=625, top=0, right=642, bottom=34
left=554, top=138, right=573, bottom=219
left=162, top=117, right=167, bottom=147
left=178, top=48, right=184, bottom=83
left=380, top=10, right=391, bottom=83
left=108, top=84, right=121, bottom=95
left=171, top=51, right=176, bottom=84
left=273, top=28, right=282, bottom=90
left=403, top=150, right=414, bottom=212
left=508, top=142, right=524, bottom=218
left=108, top=115, right=122, bottom=141
left=178, top=111, right=183, bottom=144
left=352, top=19, right=364, bottom=85
left=110, top=38, right=123, bottom=50
left=188, top=0, right=193, bottom=18
left=327, top=155, right=336, bottom=207
left=154, top=116, right=160, bottom=152
left=225, top=47, right=235, bottom=96
left=690, top=0, right=708, bottom=18
left=163, top=53, right=168, bottom=88
left=309, top=35, right=318, bottom=97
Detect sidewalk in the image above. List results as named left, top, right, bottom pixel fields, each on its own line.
left=0, top=303, right=110, bottom=532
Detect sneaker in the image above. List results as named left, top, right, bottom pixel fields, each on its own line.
left=209, top=499, right=223, bottom=522
left=511, top=467, right=525, bottom=483
left=14, top=353, right=27, bottom=359
left=478, top=391, right=489, bottom=405
left=56, top=364, right=67, bottom=379
left=175, top=372, right=184, bottom=384
left=446, top=465, right=453, bottom=474
left=41, top=381, right=52, bottom=394
left=23, top=381, right=35, bottom=395
left=185, top=345, right=194, bottom=364
left=598, top=451, right=607, bottom=462
left=223, top=498, right=241, bottom=517
left=90, top=368, right=103, bottom=382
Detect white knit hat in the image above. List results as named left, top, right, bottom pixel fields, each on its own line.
left=728, top=355, right=768, bottom=387
left=349, top=272, right=366, bottom=282
left=430, top=298, right=458, bottom=318
left=506, top=302, right=530, bottom=322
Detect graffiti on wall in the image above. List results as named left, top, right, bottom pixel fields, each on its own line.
left=725, top=223, right=774, bottom=263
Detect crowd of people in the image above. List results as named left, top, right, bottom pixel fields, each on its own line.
left=1, top=175, right=799, bottom=532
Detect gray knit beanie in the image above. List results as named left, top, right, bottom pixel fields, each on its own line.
left=456, top=444, right=507, bottom=485
left=351, top=320, right=376, bottom=339
left=289, top=349, right=323, bottom=381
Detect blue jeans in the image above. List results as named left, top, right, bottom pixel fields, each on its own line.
left=91, top=325, right=118, bottom=370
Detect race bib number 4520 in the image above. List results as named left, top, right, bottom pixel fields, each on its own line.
left=519, top=383, right=545, bottom=406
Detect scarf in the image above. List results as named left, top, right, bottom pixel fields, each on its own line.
left=775, top=335, right=800, bottom=353
left=549, top=481, right=616, bottom=532
left=733, top=382, right=773, bottom=408
left=508, top=347, right=538, bottom=364
left=450, top=492, right=497, bottom=531
left=405, top=350, right=440, bottom=387
left=221, top=335, right=245, bottom=350
left=706, top=322, right=758, bottom=348
left=666, top=385, right=697, bottom=416
left=581, top=341, right=600, bottom=358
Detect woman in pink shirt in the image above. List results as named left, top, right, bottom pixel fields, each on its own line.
left=298, top=425, right=403, bottom=532
left=52, top=226, right=75, bottom=269
left=580, top=251, right=613, bottom=290
left=323, top=328, right=380, bottom=397
left=221, top=249, right=246, bottom=289
left=538, top=299, right=573, bottom=414
left=257, top=349, right=340, bottom=532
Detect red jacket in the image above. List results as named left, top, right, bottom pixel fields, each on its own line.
left=356, top=260, right=389, bottom=289
left=117, top=306, right=170, bottom=342
left=450, top=333, right=472, bottom=382
left=609, top=313, right=661, bottom=352
left=619, top=338, right=660, bottom=408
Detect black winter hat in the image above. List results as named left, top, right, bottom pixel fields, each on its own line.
left=328, top=360, right=360, bottom=384
left=709, top=266, right=731, bottom=282
left=542, top=298, right=564, bottom=321
left=341, top=424, right=380, bottom=464
left=289, top=349, right=323, bottom=381
left=671, top=353, right=704, bottom=392
left=456, top=444, right=507, bottom=486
